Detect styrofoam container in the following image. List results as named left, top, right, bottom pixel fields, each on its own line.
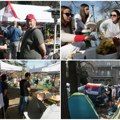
left=72, top=48, right=97, bottom=59
left=96, top=52, right=118, bottom=59
left=72, top=51, right=85, bottom=59
left=85, top=48, right=96, bottom=59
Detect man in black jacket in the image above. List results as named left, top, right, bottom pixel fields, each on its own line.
left=18, top=72, right=31, bottom=115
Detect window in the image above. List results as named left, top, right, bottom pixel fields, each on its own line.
left=119, top=71, right=120, bottom=76
left=101, top=70, right=104, bottom=76
left=107, top=70, right=111, bottom=76
left=96, top=70, right=98, bottom=75
left=107, top=62, right=111, bottom=66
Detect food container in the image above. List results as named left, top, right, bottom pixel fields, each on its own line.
left=96, top=52, right=118, bottom=59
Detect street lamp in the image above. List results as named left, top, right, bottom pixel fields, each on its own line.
left=46, top=8, right=60, bottom=57
left=91, top=5, right=95, bottom=22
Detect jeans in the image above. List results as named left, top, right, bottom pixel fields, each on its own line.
left=18, top=96, right=29, bottom=114
left=9, top=41, right=19, bottom=59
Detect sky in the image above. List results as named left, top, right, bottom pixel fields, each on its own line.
left=26, top=60, right=56, bottom=70
left=16, top=60, right=57, bottom=71
left=61, top=1, right=120, bottom=22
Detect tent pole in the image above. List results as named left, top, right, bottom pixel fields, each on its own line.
left=53, top=21, right=57, bottom=57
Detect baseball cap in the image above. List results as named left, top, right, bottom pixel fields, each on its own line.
left=25, top=14, right=36, bottom=21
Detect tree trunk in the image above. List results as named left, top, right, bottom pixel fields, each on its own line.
left=68, top=61, right=78, bottom=95
left=61, top=61, right=70, bottom=119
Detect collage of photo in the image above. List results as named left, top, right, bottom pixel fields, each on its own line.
left=0, top=0, right=120, bottom=119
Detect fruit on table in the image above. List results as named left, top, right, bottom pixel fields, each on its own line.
left=96, top=38, right=116, bottom=55
left=43, top=90, right=49, bottom=94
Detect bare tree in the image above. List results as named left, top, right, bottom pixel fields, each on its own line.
left=61, top=61, right=70, bottom=119
left=98, top=1, right=120, bottom=15
left=76, top=61, right=96, bottom=85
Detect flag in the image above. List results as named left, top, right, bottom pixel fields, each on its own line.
left=2, top=1, right=18, bottom=24
left=3, top=1, right=18, bottom=18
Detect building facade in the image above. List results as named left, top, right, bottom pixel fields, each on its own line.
left=87, top=61, right=120, bottom=85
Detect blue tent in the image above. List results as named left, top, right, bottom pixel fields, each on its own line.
left=68, top=92, right=99, bottom=119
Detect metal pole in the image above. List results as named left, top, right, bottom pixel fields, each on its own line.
left=91, top=5, right=95, bottom=22
left=54, top=21, right=57, bottom=56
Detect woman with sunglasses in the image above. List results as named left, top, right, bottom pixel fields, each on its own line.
left=61, top=6, right=94, bottom=59
left=61, top=5, right=90, bottom=43
left=100, top=10, right=120, bottom=38
left=74, top=4, right=93, bottom=35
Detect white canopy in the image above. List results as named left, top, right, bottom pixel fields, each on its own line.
left=0, top=3, right=55, bottom=23
left=41, top=62, right=60, bottom=74
left=30, top=62, right=60, bottom=74
left=30, top=66, right=43, bottom=73
left=0, top=61, right=22, bottom=71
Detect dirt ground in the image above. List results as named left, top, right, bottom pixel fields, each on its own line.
left=0, top=86, right=57, bottom=119
left=0, top=87, right=22, bottom=119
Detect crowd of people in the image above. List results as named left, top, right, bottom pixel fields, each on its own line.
left=89, top=84, right=120, bottom=117
left=0, top=72, right=60, bottom=119
left=97, top=84, right=120, bottom=118
left=61, top=3, right=120, bottom=59
left=0, top=14, right=55, bottom=59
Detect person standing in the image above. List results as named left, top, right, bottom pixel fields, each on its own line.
left=0, top=32, right=7, bottom=59
left=1, top=74, right=9, bottom=118
left=4, top=21, right=22, bottom=59
left=18, top=72, right=31, bottom=115
left=112, top=85, right=116, bottom=103
left=107, top=85, right=112, bottom=108
left=20, top=14, right=46, bottom=59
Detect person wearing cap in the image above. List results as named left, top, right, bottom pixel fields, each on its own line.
left=20, top=14, right=46, bottom=59
left=27, top=92, right=46, bottom=119
left=4, top=21, right=22, bottom=59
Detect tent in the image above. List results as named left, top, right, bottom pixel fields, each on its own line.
left=41, top=62, right=60, bottom=74
left=29, top=66, right=44, bottom=73
left=68, top=92, right=99, bottom=119
left=0, top=61, right=22, bottom=71
left=30, top=62, right=60, bottom=74
left=0, top=3, right=55, bottom=23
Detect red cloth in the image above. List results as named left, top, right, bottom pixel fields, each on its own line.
left=0, top=34, right=3, bottom=37
left=74, top=35, right=85, bottom=42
